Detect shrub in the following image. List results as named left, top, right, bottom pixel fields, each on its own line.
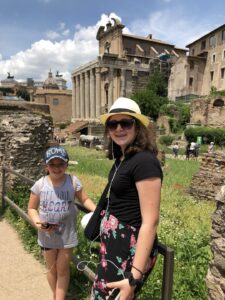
left=159, top=135, right=175, bottom=146
left=184, top=127, right=225, bottom=145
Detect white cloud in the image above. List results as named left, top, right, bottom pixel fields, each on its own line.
left=0, top=12, right=129, bottom=88
left=45, top=22, right=72, bottom=40
left=46, top=30, right=61, bottom=40
left=62, top=29, right=70, bottom=37
left=0, top=16, right=105, bottom=87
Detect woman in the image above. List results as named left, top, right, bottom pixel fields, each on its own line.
left=91, top=97, right=162, bottom=300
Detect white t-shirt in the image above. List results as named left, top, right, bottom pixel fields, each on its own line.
left=31, top=174, right=82, bottom=249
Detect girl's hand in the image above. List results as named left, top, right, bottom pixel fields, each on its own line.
left=36, top=222, right=58, bottom=232
left=107, top=279, right=135, bottom=300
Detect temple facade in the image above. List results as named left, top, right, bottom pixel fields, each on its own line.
left=71, top=18, right=186, bottom=122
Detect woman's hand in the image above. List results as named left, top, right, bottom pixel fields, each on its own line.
left=107, top=279, right=135, bottom=300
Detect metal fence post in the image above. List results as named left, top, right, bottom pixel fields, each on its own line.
left=1, top=166, right=6, bottom=211
left=161, top=246, right=174, bottom=300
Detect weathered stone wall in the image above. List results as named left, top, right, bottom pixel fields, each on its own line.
left=189, top=152, right=225, bottom=201
left=206, top=186, right=225, bottom=299
left=156, top=115, right=171, bottom=135
left=189, top=152, right=225, bottom=299
left=0, top=101, right=53, bottom=191
left=190, top=97, right=225, bottom=128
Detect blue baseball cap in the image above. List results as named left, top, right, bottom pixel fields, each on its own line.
left=44, top=146, right=69, bottom=164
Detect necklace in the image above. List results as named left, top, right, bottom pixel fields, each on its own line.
left=106, top=159, right=123, bottom=198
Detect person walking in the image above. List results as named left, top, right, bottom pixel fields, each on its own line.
left=90, top=97, right=162, bottom=300
left=172, top=142, right=179, bottom=158
left=185, top=142, right=191, bottom=160
left=189, top=141, right=196, bottom=158
left=28, top=146, right=96, bottom=300
left=208, top=142, right=214, bottom=154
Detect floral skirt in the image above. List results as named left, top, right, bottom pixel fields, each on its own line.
left=91, top=213, right=158, bottom=300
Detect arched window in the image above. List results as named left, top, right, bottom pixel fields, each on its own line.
left=213, top=98, right=225, bottom=107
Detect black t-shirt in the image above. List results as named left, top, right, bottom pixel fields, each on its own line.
left=107, top=151, right=163, bottom=228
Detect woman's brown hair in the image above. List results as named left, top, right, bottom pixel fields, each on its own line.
left=105, top=118, right=158, bottom=160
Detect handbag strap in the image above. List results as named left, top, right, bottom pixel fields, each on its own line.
left=97, top=182, right=110, bottom=208
left=97, top=160, right=123, bottom=209
left=107, top=159, right=123, bottom=196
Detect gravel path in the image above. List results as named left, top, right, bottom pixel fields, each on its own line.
left=0, top=217, right=52, bottom=300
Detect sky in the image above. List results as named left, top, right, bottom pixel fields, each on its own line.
left=0, top=0, right=225, bottom=88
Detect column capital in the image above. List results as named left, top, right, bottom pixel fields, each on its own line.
left=95, top=67, right=101, bottom=74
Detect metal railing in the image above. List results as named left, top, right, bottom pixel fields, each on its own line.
left=1, top=165, right=174, bottom=300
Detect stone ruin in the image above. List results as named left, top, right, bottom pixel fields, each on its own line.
left=189, top=152, right=225, bottom=201
left=190, top=96, right=225, bottom=128
left=188, top=152, right=225, bottom=299
left=0, top=100, right=53, bottom=192
left=206, top=184, right=225, bottom=299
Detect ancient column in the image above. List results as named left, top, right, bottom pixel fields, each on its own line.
left=85, top=71, right=90, bottom=119
left=71, top=76, right=76, bottom=120
left=108, top=67, right=114, bottom=108
left=95, top=67, right=101, bottom=118
left=120, top=69, right=126, bottom=97
left=76, top=76, right=80, bottom=118
left=90, top=68, right=95, bottom=119
left=80, top=73, right=85, bottom=119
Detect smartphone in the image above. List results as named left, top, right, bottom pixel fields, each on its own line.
left=37, top=222, right=59, bottom=229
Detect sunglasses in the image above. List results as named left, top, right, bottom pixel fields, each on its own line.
left=106, top=118, right=135, bottom=131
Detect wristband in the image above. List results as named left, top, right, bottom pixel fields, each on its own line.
left=125, top=272, right=143, bottom=288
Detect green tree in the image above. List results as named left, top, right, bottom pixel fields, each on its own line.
left=159, top=101, right=190, bottom=132
left=132, top=70, right=168, bottom=120
left=177, top=102, right=190, bottom=127
left=0, top=87, right=14, bottom=95
left=16, top=88, right=30, bottom=101
left=210, top=86, right=225, bottom=96
left=146, top=69, right=168, bottom=97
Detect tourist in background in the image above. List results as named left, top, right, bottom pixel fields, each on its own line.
left=208, top=142, right=214, bottom=154
left=172, top=142, right=179, bottom=158
left=189, top=141, right=196, bottom=157
left=185, top=142, right=191, bottom=160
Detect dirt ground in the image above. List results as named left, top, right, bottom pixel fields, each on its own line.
left=0, top=217, right=52, bottom=300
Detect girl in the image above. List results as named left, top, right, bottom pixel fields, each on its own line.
left=28, top=145, right=96, bottom=300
